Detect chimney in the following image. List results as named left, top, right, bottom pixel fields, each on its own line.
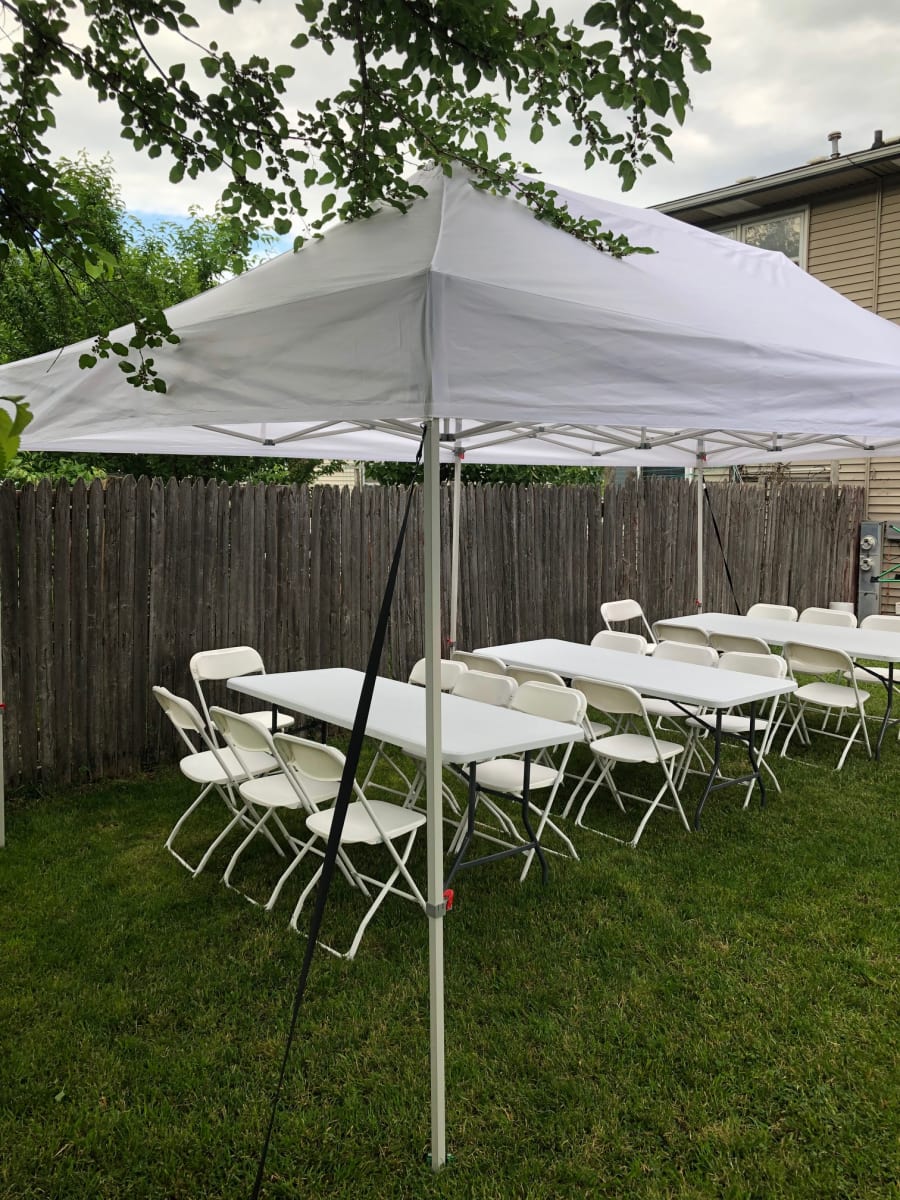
left=872, top=129, right=885, bottom=149
left=827, top=130, right=842, bottom=158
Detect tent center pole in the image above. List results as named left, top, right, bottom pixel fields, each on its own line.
left=423, top=418, right=447, bottom=1169
left=448, top=454, right=462, bottom=652
left=696, top=464, right=704, bottom=612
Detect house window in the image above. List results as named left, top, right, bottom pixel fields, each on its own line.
left=716, top=209, right=807, bottom=268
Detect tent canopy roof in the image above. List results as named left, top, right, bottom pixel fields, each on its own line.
left=5, top=165, right=900, bottom=465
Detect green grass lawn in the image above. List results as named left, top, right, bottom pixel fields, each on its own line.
left=1, top=730, right=897, bottom=1199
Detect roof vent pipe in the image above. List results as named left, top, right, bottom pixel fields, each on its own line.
left=827, top=130, right=842, bottom=158
left=872, top=129, right=884, bottom=148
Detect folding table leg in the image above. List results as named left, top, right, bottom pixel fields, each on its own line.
left=692, top=712, right=724, bottom=830
left=875, top=662, right=894, bottom=759
left=743, top=703, right=765, bottom=808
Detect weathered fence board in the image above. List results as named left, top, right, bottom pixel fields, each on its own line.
left=1, top=475, right=865, bottom=790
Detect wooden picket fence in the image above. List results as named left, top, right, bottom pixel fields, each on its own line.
left=1, top=474, right=864, bottom=790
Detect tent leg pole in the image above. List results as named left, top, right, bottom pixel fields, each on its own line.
left=448, top=455, right=462, bottom=653
left=696, top=465, right=704, bottom=613
left=424, top=419, right=447, bottom=1169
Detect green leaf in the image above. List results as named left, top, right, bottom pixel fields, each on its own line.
left=78, top=354, right=97, bottom=370
left=200, top=57, right=219, bottom=78
left=529, top=124, right=543, bottom=144
left=619, top=160, right=637, bottom=191
left=0, top=397, right=32, bottom=471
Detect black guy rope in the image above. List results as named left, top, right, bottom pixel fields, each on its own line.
left=249, top=427, right=427, bottom=1200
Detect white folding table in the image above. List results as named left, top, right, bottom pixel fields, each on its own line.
left=477, top=639, right=796, bottom=829
left=661, top=612, right=900, bottom=756
left=228, top=668, right=583, bottom=886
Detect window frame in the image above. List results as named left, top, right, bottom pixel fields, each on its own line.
left=712, top=204, right=810, bottom=270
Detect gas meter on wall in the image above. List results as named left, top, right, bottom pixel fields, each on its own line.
left=857, top=522, right=882, bottom=621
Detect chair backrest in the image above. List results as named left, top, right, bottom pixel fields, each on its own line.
left=510, top=681, right=586, bottom=725
left=190, top=646, right=267, bottom=732
left=451, top=670, right=517, bottom=707
left=408, top=657, right=467, bottom=691
left=450, top=650, right=509, bottom=675
left=572, top=677, right=646, bottom=719
left=505, top=665, right=567, bottom=688
left=860, top=613, right=900, bottom=633
left=210, top=705, right=274, bottom=757
left=652, top=621, right=708, bottom=647
left=153, top=685, right=207, bottom=735
left=273, top=732, right=345, bottom=798
left=709, top=631, right=772, bottom=655
left=746, top=603, right=798, bottom=621
left=798, top=606, right=857, bottom=628
left=600, top=598, right=655, bottom=642
left=783, top=641, right=852, bottom=677
left=590, top=630, right=648, bottom=654
left=153, top=686, right=224, bottom=766
left=653, top=641, right=719, bottom=668
left=190, top=646, right=266, bottom=683
left=718, top=651, right=787, bottom=679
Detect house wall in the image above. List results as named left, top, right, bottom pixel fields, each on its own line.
left=724, top=180, right=900, bottom=611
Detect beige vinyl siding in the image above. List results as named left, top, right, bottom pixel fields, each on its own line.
left=807, top=186, right=878, bottom=309
left=876, top=180, right=900, bottom=322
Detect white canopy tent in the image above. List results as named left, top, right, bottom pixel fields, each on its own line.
left=5, top=164, right=900, bottom=1168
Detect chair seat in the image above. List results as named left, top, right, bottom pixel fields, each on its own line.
left=588, top=733, right=682, bottom=763
left=241, top=771, right=335, bottom=810
left=307, top=800, right=426, bottom=846
left=179, top=747, right=276, bottom=785
left=844, top=665, right=889, bottom=686
left=795, top=681, right=869, bottom=708
left=585, top=718, right=612, bottom=739
left=474, top=759, right=559, bottom=795
left=243, top=709, right=294, bottom=732
left=643, top=697, right=699, bottom=718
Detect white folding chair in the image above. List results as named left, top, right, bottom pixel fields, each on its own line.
left=709, top=631, right=772, bottom=656
left=600, top=599, right=657, bottom=651
left=844, top=617, right=900, bottom=737
left=153, top=686, right=279, bottom=877
left=505, top=664, right=567, bottom=688
left=407, top=657, right=468, bottom=690
left=564, top=678, right=687, bottom=848
left=798, top=606, right=858, bottom=628
left=443, top=671, right=519, bottom=836
left=451, top=670, right=517, bottom=707
left=190, top=646, right=294, bottom=735
left=363, top=657, right=468, bottom=806
left=451, top=650, right=509, bottom=675
left=642, top=642, right=718, bottom=727
left=590, top=629, right=648, bottom=654
left=464, top=682, right=587, bottom=880
left=746, top=603, right=798, bottom=621
left=288, top=754, right=427, bottom=960
left=652, top=621, right=709, bottom=647
left=681, top=652, right=788, bottom=804
left=781, top=642, right=871, bottom=770
left=210, top=708, right=360, bottom=910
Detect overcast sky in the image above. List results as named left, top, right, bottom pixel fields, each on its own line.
left=37, top=0, right=900, bottom=226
